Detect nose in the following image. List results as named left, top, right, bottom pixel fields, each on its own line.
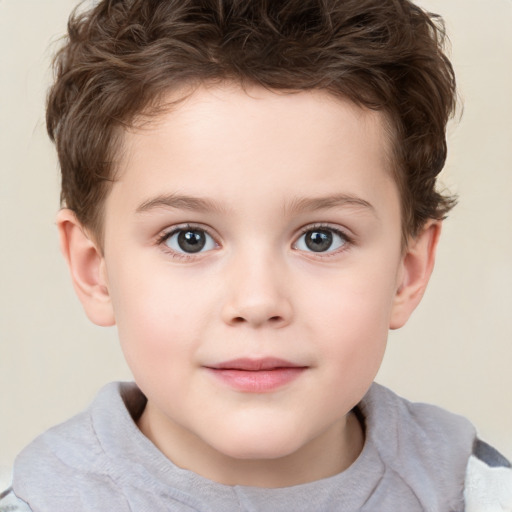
left=221, top=250, right=293, bottom=328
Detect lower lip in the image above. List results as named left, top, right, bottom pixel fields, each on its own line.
left=206, top=367, right=306, bottom=393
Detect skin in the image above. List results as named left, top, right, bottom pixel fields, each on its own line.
left=57, top=84, right=440, bottom=488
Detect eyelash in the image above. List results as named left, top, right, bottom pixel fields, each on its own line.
left=155, top=223, right=218, bottom=261
left=155, top=223, right=353, bottom=260
left=294, top=223, right=353, bottom=257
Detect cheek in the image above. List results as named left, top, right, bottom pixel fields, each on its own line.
left=108, top=261, right=211, bottom=374
left=305, top=258, right=398, bottom=333
left=303, top=260, right=398, bottom=383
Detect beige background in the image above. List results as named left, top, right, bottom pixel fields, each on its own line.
left=1, top=0, right=511, bottom=487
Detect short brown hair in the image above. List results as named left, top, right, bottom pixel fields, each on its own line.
left=47, top=0, right=457, bottom=243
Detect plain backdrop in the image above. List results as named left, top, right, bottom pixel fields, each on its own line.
left=1, top=0, right=511, bottom=487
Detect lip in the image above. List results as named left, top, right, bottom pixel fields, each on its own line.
left=205, top=358, right=308, bottom=393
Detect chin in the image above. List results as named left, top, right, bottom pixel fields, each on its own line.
left=209, top=427, right=307, bottom=461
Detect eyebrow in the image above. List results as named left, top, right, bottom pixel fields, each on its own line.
left=135, top=192, right=375, bottom=217
left=285, top=194, right=376, bottom=216
left=136, top=194, right=228, bottom=214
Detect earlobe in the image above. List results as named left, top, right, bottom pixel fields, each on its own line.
left=389, top=221, right=441, bottom=330
left=56, top=209, right=115, bottom=327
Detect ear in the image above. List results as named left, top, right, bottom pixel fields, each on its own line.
left=389, top=220, right=441, bottom=330
left=56, top=209, right=115, bottom=327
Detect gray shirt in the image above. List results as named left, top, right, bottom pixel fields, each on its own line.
left=6, top=382, right=481, bottom=511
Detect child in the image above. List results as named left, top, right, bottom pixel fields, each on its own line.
left=1, top=0, right=511, bottom=510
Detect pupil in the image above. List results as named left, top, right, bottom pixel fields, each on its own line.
left=177, top=230, right=206, bottom=253
left=305, top=230, right=332, bottom=252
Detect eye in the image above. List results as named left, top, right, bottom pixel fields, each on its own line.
left=163, top=227, right=217, bottom=254
left=294, top=227, right=349, bottom=253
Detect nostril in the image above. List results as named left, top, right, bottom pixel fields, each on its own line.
left=222, top=301, right=292, bottom=327
left=230, top=315, right=283, bottom=325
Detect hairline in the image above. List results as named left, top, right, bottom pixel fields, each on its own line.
left=79, top=81, right=417, bottom=252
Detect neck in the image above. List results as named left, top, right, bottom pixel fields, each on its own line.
left=138, top=405, right=364, bottom=488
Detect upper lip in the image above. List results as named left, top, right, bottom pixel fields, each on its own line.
left=207, top=358, right=306, bottom=371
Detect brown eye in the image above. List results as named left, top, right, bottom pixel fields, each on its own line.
left=294, top=228, right=348, bottom=253
left=177, top=230, right=206, bottom=252
left=304, top=230, right=333, bottom=252
left=164, top=228, right=216, bottom=254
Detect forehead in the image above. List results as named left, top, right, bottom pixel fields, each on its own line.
left=109, top=84, right=398, bottom=220
left=127, top=84, right=391, bottom=157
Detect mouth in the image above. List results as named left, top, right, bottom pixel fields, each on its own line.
left=204, top=358, right=308, bottom=393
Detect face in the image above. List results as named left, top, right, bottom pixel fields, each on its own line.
left=101, top=84, right=406, bottom=484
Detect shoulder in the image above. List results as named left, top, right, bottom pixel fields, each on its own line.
left=361, top=384, right=512, bottom=510
left=12, top=383, right=135, bottom=504
left=361, top=383, right=477, bottom=464
left=15, top=382, right=137, bottom=474
left=11, top=382, right=145, bottom=510
left=0, top=487, right=32, bottom=512
left=464, top=439, right=512, bottom=512
left=360, top=383, right=477, bottom=510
